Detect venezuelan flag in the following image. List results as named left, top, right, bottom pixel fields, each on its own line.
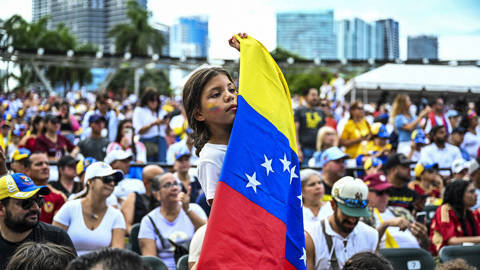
left=197, top=36, right=305, bottom=269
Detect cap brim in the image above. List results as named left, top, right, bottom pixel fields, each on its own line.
left=10, top=186, right=50, bottom=199
left=337, top=202, right=370, bottom=217
left=370, top=182, right=392, bottom=191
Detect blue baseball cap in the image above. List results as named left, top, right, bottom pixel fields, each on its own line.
left=89, top=114, right=106, bottom=124
left=175, top=149, right=191, bottom=161
left=411, top=129, right=427, bottom=144
left=319, top=147, right=350, bottom=167
left=372, top=123, right=390, bottom=139
left=76, top=157, right=97, bottom=175
left=0, top=173, right=50, bottom=200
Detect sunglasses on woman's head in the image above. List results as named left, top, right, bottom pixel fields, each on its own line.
left=98, top=175, right=118, bottom=184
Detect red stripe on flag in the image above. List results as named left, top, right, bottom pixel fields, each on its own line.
left=284, top=258, right=298, bottom=270
left=197, top=182, right=287, bottom=269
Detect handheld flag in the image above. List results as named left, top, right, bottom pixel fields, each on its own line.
left=197, top=36, right=305, bottom=269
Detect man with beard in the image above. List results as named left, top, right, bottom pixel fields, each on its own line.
left=420, top=125, right=463, bottom=179
left=305, top=176, right=378, bottom=270
left=0, top=173, right=75, bottom=269
left=26, top=152, right=66, bottom=223
left=383, top=154, right=419, bottom=213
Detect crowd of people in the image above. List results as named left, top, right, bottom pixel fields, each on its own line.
left=0, top=33, right=479, bottom=270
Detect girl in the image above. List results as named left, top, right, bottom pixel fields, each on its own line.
left=182, top=33, right=247, bottom=206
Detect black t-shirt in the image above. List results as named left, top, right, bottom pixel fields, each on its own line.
left=50, top=181, right=82, bottom=198
left=387, top=186, right=419, bottom=212
left=294, top=106, right=326, bottom=149
left=77, top=137, right=110, bottom=161
left=0, top=222, right=76, bottom=269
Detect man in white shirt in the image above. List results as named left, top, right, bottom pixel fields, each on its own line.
left=305, top=176, right=378, bottom=270
left=362, top=173, right=429, bottom=250
left=420, top=125, right=463, bottom=178
left=424, top=98, right=452, bottom=135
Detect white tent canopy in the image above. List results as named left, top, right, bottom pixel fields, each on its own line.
left=342, top=64, right=480, bottom=98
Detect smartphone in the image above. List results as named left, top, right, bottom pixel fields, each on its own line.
left=416, top=211, right=426, bottom=224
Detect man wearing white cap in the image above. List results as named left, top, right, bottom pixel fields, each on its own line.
left=105, top=149, right=145, bottom=205
left=305, top=176, right=378, bottom=270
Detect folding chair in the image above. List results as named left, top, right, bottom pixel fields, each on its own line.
left=439, top=245, right=480, bottom=267
left=379, top=248, right=436, bottom=270
left=141, top=256, right=168, bottom=270
left=176, top=254, right=189, bottom=270
left=129, top=223, right=141, bottom=254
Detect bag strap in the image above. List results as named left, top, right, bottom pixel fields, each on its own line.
left=321, top=219, right=340, bottom=270
left=148, top=215, right=168, bottom=249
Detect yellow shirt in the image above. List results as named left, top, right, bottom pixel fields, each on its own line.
left=341, top=119, right=371, bottom=158
left=364, top=141, right=392, bottom=155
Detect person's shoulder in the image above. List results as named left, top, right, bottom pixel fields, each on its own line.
left=48, top=186, right=68, bottom=201
left=436, top=204, right=455, bottom=223
left=35, top=221, right=68, bottom=234
left=356, top=221, right=378, bottom=235
left=198, top=143, right=227, bottom=159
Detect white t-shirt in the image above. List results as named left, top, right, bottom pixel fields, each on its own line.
left=113, top=178, right=146, bottom=201
left=197, top=143, right=227, bottom=202
left=138, top=204, right=207, bottom=270
left=132, top=106, right=167, bottom=139
left=303, top=205, right=333, bottom=229
left=420, top=143, right=463, bottom=176
left=461, top=129, right=480, bottom=160
left=188, top=224, right=207, bottom=263
left=374, top=208, right=420, bottom=248
left=305, top=218, right=378, bottom=270
left=53, top=199, right=126, bottom=255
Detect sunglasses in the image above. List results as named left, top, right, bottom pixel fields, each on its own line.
left=337, top=197, right=368, bottom=208
left=18, top=196, right=44, bottom=210
left=161, top=181, right=180, bottom=189
left=98, top=175, right=118, bottom=184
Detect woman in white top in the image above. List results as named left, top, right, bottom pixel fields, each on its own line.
left=139, top=173, right=207, bottom=270
left=460, top=110, right=480, bottom=160
left=53, top=162, right=126, bottom=255
left=301, top=169, right=331, bottom=229
left=133, top=87, right=168, bottom=163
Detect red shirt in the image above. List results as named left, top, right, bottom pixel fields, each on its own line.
left=409, top=181, right=440, bottom=198
left=429, top=204, right=480, bottom=255
left=40, top=186, right=66, bottom=224
left=33, top=134, right=75, bottom=159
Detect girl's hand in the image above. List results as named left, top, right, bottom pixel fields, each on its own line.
left=228, top=33, right=248, bottom=51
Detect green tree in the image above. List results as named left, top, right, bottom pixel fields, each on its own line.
left=107, top=68, right=171, bottom=96
left=108, top=0, right=165, bottom=55
left=270, top=47, right=307, bottom=61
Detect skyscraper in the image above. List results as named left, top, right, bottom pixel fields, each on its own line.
left=169, top=16, right=209, bottom=58
left=276, top=10, right=336, bottom=60
left=32, top=0, right=148, bottom=52
left=407, top=35, right=438, bottom=60
left=336, top=18, right=373, bottom=60
left=375, top=19, right=399, bottom=60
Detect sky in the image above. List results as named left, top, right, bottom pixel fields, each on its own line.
left=1, top=0, right=479, bottom=60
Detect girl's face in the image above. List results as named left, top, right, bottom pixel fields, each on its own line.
left=89, top=177, right=115, bottom=198
left=302, top=175, right=324, bottom=205
left=147, top=97, right=159, bottom=111
left=195, top=74, right=237, bottom=128
left=122, top=122, right=133, bottom=137
left=463, top=183, right=477, bottom=208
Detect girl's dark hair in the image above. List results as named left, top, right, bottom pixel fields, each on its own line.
left=30, top=115, right=43, bottom=135
left=443, top=180, right=478, bottom=236
left=182, top=67, right=234, bottom=156
left=139, top=87, right=160, bottom=110
left=114, top=119, right=137, bottom=160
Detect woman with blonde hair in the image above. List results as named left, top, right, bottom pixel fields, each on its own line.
left=310, top=126, right=338, bottom=167
left=391, top=95, right=430, bottom=155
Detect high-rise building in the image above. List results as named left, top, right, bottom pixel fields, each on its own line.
left=276, top=10, right=336, bottom=60
left=375, top=19, right=399, bottom=60
left=407, top=35, right=438, bottom=60
left=32, top=0, right=148, bottom=52
left=336, top=18, right=373, bottom=60
left=169, top=16, right=208, bottom=58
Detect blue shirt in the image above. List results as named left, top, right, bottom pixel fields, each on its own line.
left=394, top=114, right=418, bottom=142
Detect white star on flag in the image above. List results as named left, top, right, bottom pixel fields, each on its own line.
left=300, top=248, right=307, bottom=266
left=260, top=154, right=274, bottom=176
left=289, top=165, right=298, bottom=184
left=280, top=153, right=291, bottom=172
left=298, top=194, right=303, bottom=207
left=245, top=172, right=261, bottom=193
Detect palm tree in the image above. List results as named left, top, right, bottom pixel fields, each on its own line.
left=108, top=0, right=165, bottom=56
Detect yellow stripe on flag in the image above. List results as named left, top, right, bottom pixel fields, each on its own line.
left=236, top=35, right=298, bottom=154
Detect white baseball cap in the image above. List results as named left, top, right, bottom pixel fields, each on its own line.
left=452, top=159, right=468, bottom=174
left=332, top=176, right=370, bottom=217
left=104, top=149, right=132, bottom=165
left=84, top=162, right=124, bottom=185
